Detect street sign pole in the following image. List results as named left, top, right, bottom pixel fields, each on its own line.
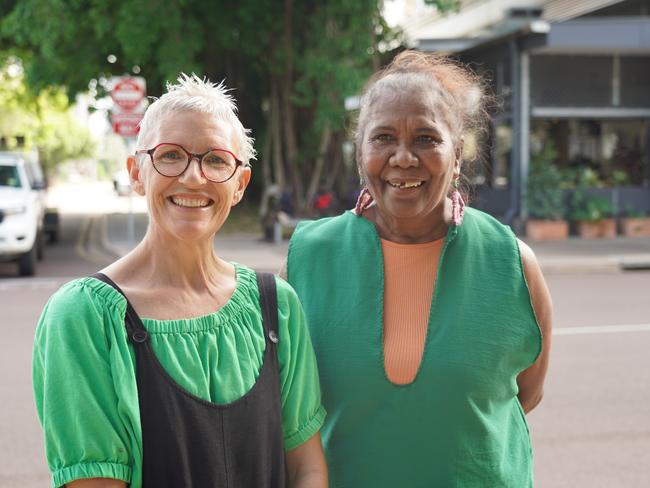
left=125, top=138, right=136, bottom=249
left=110, top=76, right=146, bottom=251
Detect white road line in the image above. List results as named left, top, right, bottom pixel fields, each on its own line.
left=554, top=324, right=650, bottom=335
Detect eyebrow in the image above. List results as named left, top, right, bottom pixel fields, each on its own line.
left=415, top=126, right=440, bottom=134
left=369, top=125, right=441, bottom=135
left=370, top=126, right=396, bottom=133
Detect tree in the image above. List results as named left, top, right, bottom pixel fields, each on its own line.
left=0, top=56, right=95, bottom=174
left=2, top=0, right=456, bottom=210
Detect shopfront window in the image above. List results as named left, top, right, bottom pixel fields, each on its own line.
left=530, top=118, right=648, bottom=185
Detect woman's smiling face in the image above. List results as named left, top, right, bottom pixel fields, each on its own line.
left=358, top=82, right=461, bottom=226
left=130, top=110, right=250, bottom=244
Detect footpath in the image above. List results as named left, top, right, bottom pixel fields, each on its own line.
left=101, top=212, right=650, bottom=274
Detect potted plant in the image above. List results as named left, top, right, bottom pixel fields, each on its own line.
left=620, top=205, right=650, bottom=237
left=526, top=145, right=569, bottom=240
left=571, top=190, right=616, bottom=239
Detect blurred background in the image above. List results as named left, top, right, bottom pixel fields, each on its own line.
left=0, top=1, right=649, bottom=487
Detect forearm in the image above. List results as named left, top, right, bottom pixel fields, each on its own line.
left=518, top=386, right=544, bottom=413
left=66, top=478, right=127, bottom=488
left=286, top=433, right=328, bottom=488
left=289, top=467, right=328, bottom=488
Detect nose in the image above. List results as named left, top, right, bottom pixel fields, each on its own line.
left=390, top=143, right=418, bottom=168
left=178, top=156, right=207, bottom=185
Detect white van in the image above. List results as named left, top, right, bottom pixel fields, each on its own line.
left=0, top=151, right=46, bottom=276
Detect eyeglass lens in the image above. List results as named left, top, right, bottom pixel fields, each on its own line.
left=152, top=144, right=237, bottom=182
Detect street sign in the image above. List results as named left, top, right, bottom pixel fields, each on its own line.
left=111, top=112, right=143, bottom=138
left=111, top=76, right=146, bottom=112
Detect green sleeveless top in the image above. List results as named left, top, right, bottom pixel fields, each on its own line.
left=287, top=208, right=541, bottom=487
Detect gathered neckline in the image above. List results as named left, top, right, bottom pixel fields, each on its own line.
left=87, top=263, right=259, bottom=334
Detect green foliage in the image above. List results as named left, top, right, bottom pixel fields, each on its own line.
left=0, top=58, right=95, bottom=173
left=570, top=190, right=614, bottom=222
left=527, top=144, right=567, bottom=220
left=621, top=204, right=646, bottom=218
left=424, top=0, right=461, bottom=13
left=611, top=169, right=630, bottom=186
left=1, top=0, right=458, bottom=199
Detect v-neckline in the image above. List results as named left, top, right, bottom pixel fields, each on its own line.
left=352, top=211, right=459, bottom=387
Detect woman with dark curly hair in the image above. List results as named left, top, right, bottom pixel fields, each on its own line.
left=285, top=50, right=552, bottom=487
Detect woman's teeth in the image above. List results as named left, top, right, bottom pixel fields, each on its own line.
left=170, top=196, right=211, bottom=208
left=388, top=181, right=423, bottom=189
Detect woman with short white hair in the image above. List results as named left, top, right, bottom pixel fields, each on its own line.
left=33, top=74, right=328, bottom=488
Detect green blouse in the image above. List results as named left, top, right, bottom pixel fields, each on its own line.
left=33, top=264, right=325, bottom=488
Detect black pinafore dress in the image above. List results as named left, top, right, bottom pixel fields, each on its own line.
left=93, top=272, right=287, bottom=488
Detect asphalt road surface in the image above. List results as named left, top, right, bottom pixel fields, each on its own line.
left=1, top=206, right=649, bottom=487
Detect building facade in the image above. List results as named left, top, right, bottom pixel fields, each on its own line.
left=399, top=0, right=650, bottom=228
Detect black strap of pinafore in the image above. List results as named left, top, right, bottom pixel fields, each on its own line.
left=256, top=271, right=280, bottom=344
left=91, top=272, right=149, bottom=344
left=91, top=271, right=287, bottom=488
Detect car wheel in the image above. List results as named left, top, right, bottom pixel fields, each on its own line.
left=18, top=242, right=37, bottom=276
left=48, top=229, right=60, bottom=244
left=37, top=231, right=45, bottom=260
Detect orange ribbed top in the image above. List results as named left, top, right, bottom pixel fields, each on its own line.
left=381, top=237, right=444, bottom=385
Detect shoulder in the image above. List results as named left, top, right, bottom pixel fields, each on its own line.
left=463, top=207, right=513, bottom=238
left=517, top=238, right=537, bottom=267
left=274, top=274, right=300, bottom=306
left=292, top=211, right=358, bottom=244
left=517, top=238, right=553, bottom=325
left=453, top=208, right=519, bottom=258
left=43, top=277, right=124, bottom=318
left=36, top=277, right=126, bottom=344
left=516, top=239, right=549, bottom=299
left=232, top=264, right=302, bottom=316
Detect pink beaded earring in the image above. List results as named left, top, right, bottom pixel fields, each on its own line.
left=354, top=188, right=373, bottom=216
left=451, top=178, right=465, bottom=226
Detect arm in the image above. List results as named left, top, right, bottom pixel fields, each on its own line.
left=33, top=281, right=133, bottom=487
left=278, top=259, right=288, bottom=280
left=274, top=277, right=328, bottom=485
left=286, top=433, right=328, bottom=488
left=516, top=239, right=553, bottom=414
left=67, top=479, right=126, bottom=488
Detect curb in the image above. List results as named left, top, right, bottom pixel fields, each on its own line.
left=537, top=254, right=650, bottom=273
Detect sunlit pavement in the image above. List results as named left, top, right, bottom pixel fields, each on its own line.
left=46, top=180, right=148, bottom=215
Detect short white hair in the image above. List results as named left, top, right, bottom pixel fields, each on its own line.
left=137, top=73, right=256, bottom=165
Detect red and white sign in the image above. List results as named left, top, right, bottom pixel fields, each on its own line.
left=111, top=76, right=146, bottom=112
left=111, top=112, right=144, bottom=138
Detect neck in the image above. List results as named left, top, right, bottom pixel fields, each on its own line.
left=366, top=198, right=452, bottom=244
left=129, top=227, right=231, bottom=291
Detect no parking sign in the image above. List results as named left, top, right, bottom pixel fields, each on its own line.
left=110, top=76, right=147, bottom=137
left=111, top=76, right=146, bottom=112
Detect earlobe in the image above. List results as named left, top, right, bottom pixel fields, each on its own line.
left=231, top=167, right=251, bottom=207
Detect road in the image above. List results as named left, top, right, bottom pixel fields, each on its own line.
left=1, top=182, right=649, bottom=487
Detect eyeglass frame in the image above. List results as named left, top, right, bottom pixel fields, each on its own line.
left=135, top=142, right=245, bottom=183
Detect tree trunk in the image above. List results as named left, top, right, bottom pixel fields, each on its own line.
left=305, top=122, right=332, bottom=206
left=325, top=131, right=343, bottom=191
left=270, top=78, right=285, bottom=189
left=260, top=110, right=272, bottom=187
left=282, top=0, right=304, bottom=210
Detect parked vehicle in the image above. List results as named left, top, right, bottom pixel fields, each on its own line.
left=0, top=151, right=47, bottom=276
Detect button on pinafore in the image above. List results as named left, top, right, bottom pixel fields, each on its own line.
left=93, top=272, right=287, bottom=488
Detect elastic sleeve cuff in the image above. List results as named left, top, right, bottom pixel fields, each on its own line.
left=52, top=462, right=131, bottom=488
left=284, top=405, right=327, bottom=451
